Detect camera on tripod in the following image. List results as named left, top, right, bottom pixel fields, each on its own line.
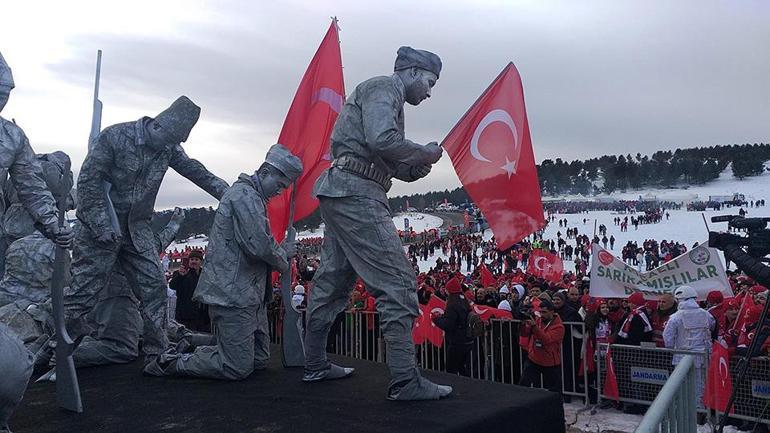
left=708, top=215, right=770, bottom=258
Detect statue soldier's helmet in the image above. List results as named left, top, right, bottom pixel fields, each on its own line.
left=154, top=96, right=201, bottom=143
left=265, top=143, right=303, bottom=181
left=0, top=51, right=15, bottom=89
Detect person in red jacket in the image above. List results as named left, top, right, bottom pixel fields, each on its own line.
left=519, top=298, right=565, bottom=396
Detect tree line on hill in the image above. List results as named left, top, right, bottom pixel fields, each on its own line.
left=152, top=143, right=768, bottom=239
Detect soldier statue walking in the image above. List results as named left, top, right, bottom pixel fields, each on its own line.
left=303, top=47, right=451, bottom=400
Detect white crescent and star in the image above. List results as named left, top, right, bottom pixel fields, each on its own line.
left=469, top=109, right=520, bottom=179
left=534, top=256, right=551, bottom=272
left=718, top=356, right=729, bottom=387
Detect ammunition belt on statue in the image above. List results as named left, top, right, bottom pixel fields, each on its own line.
left=331, top=155, right=392, bottom=191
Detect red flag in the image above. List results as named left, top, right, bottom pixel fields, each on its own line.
left=471, top=303, right=513, bottom=323
left=442, top=63, right=544, bottom=250
left=527, top=249, right=564, bottom=282
left=479, top=263, right=496, bottom=287
left=578, top=337, right=596, bottom=376
left=268, top=20, right=345, bottom=242
left=464, top=211, right=470, bottom=228
left=412, top=296, right=446, bottom=347
left=732, top=293, right=755, bottom=333
left=603, top=348, right=620, bottom=402
left=704, top=341, right=734, bottom=412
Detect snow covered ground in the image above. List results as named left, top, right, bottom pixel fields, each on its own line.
left=166, top=212, right=444, bottom=252
left=564, top=403, right=741, bottom=433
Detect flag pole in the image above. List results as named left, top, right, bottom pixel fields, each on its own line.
left=280, top=180, right=304, bottom=367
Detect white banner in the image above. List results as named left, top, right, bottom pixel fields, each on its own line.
left=589, top=243, right=733, bottom=301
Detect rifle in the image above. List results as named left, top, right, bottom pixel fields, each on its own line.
left=88, top=50, right=102, bottom=153
left=50, top=158, right=82, bottom=412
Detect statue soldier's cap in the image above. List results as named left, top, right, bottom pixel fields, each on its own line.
left=154, top=96, right=201, bottom=143
left=265, top=144, right=303, bottom=181
left=394, top=46, right=442, bottom=79
left=0, top=51, right=15, bottom=89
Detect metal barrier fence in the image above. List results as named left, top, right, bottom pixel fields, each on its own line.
left=717, top=356, right=770, bottom=426
left=597, top=344, right=770, bottom=426
left=271, top=309, right=590, bottom=402
left=635, top=355, right=698, bottom=433
left=596, top=344, right=708, bottom=411
left=265, top=309, right=770, bottom=426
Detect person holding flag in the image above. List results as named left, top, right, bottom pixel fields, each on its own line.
left=303, top=46, right=449, bottom=401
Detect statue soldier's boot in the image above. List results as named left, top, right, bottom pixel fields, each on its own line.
left=302, top=362, right=355, bottom=382
left=142, top=350, right=181, bottom=377
left=386, top=375, right=453, bottom=401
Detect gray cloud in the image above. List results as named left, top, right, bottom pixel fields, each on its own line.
left=39, top=0, right=770, bottom=207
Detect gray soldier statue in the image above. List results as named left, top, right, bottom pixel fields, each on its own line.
left=144, top=144, right=302, bottom=379
left=303, top=47, right=450, bottom=400
left=64, top=96, right=229, bottom=372
left=0, top=50, right=72, bottom=433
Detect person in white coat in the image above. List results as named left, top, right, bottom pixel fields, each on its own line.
left=662, top=285, right=715, bottom=410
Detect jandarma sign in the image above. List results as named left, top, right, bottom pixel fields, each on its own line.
left=630, top=367, right=669, bottom=385
left=589, top=243, right=733, bottom=301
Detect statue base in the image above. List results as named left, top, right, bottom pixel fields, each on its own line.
left=14, top=346, right=564, bottom=433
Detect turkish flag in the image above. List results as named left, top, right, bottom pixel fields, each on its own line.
left=479, top=262, right=496, bottom=287
left=732, top=294, right=755, bottom=333
left=578, top=337, right=595, bottom=376
left=442, top=63, right=544, bottom=250
left=412, top=296, right=446, bottom=347
left=472, top=303, right=513, bottom=323
left=603, top=348, right=620, bottom=402
left=268, top=20, right=345, bottom=242
left=704, top=341, right=734, bottom=412
left=527, top=249, right=564, bottom=283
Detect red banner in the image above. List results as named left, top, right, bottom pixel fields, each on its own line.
left=268, top=20, right=345, bottom=242
left=442, top=63, right=544, bottom=250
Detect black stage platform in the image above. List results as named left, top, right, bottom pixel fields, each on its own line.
left=13, top=352, right=564, bottom=433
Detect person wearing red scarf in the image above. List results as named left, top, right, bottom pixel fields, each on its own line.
left=616, top=292, right=653, bottom=346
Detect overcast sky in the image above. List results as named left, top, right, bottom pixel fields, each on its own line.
left=1, top=0, right=768, bottom=209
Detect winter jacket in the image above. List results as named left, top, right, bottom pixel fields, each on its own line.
left=521, top=314, right=565, bottom=367
left=433, top=295, right=473, bottom=347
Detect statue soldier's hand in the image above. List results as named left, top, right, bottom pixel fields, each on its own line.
left=95, top=230, right=119, bottom=246
left=424, top=142, right=443, bottom=164
left=171, top=207, right=186, bottom=225
left=45, top=223, right=74, bottom=249
left=412, top=164, right=432, bottom=179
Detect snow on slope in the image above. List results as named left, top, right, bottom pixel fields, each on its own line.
left=167, top=212, right=444, bottom=252
left=550, top=163, right=770, bottom=202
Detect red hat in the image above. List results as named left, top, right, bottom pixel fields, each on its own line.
left=446, top=277, right=462, bottom=294
left=628, top=292, right=645, bottom=306
left=707, top=291, right=724, bottom=305
left=580, top=294, right=591, bottom=307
